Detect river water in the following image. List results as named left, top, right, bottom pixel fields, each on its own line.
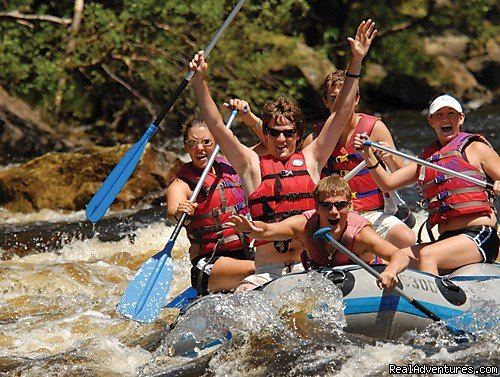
left=0, top=107, right=499, bottom=376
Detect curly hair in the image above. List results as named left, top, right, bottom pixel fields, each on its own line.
left=261, top=96, right=306, bottom=140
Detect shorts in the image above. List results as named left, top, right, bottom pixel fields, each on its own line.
left=360, top=210, right=405, bottom=239
left=438, top=225, right=499, bottom=263
left=191, top=249, right=251, bottom=295
left=241, top=262, right=304, bottom=288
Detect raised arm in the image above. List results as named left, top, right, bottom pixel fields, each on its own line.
left=303, top=19, right=377, bottom=181
left=353, top=133, right=419, bottom=191
left=190, top=52, right=261, bottom=195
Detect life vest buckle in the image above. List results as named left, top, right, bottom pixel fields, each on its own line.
left=338, top=170, right=349, bottom=177
left=280, top=170, right=294, bottom=177
left=439, top=203, right=452, bottom=213
left=434, top=175, right=446, bottom=184
left=335, top=155, right=349, bottom=163
left=437, top=191, right=450, bottom=200
left=286, top=193, right=299, bottom=200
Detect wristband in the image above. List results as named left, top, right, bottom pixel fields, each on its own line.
left=366, top=161, right=380, bottom=170
left=346, top=71, right=361, bottom=78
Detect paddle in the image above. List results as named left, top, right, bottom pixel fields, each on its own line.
left=165, top=287, right=198, bottom=309
left=117, top=109, right=239, bottom=323
left=313, top=227, right=442, bottom=322
left=85, top=0, right=248, bottom=223
left=363, top=139, right=494, bottom=191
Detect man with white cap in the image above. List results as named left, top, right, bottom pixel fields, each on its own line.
left=353, top=93, right=500, bottom=275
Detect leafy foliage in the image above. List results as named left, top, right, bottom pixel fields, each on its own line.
left=0, top=0, right=497, bottom=143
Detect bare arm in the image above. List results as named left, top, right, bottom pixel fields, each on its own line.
left=304, top=19, right=378, bottom=180
left=227, top=214, right=307, bottom=240
left=353, top=226, right=410, bottom=288
left=166, top=178, right=197, bottom=222
left=302, top=133, right=314, bottom=149
left=190, top=52, right=261, bottom=195
left=465, top=140, right=500, bottom=183
left=353, top=133, right=419, bottom=191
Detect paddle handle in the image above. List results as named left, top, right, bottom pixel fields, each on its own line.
left=315, top=228, right=442, bottom=322
left=344, top=160, right=366, bottom=181
left=169, top=109, right=239, bottom=241
left=365, top=140, right=494, bottom=191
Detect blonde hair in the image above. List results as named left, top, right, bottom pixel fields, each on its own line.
left=313, top=174, right=352, bottom=202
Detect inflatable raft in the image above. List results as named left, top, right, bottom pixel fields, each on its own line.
left=167, top=262, right=500, bottom=357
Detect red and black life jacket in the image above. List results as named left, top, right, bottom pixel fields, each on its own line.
left=247, top=152, right=316, bottom=224
left=314, top=114, right=385, bottom=211
left=172, top=157, right=249, bottom=257
left=418, top=132, right=493, bottom=227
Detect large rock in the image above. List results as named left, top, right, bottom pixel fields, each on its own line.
left=0, top=145, right=182, bottom=213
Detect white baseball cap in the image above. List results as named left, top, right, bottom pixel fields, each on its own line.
left=429, top=94, right=463, bottom=115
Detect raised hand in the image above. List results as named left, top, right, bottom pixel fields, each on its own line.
left=223, top=98, right=254, bottom=124
left=189, top=51, right=208, bottom=80
left=348, top=19, right=377, bottom=60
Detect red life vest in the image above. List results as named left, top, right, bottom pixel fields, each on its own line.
left=418, top=132, right=493, bottom=227
left=172, top=157, right=249, bottom=257
left=314, top=114, right=384, bottom=211
left=248, top=152, right=316, bottom=223
left=302, top=210, right=370, bottom=267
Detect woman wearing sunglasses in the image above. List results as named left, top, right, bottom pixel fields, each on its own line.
left=191, top=20, right=378, bottom=291
left=167, top=116, right=255, bottom=295
left=227, top=175, right=409, bottom=289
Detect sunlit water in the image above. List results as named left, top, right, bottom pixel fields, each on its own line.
left=1, top=108, right=499, bottom=376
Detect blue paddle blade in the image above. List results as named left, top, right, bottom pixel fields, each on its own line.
left=165, top=287, right=198, bottom=309
left=117, top=240, right=174, bottom=323
left=85, top=124, right=157, bottom=223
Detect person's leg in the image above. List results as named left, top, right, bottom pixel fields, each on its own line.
left=410, top=236, right=482, bottom=275
left=208, top=257, right=255, bottom=293
left=385, top=222, right=417, bottom=248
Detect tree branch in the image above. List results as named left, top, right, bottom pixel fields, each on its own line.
left=0, top=10, right=71, bottom=26
left=100, top=63, right=156, bottom=119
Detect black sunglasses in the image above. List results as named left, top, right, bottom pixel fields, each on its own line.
left=266, top=128, right=297, bottom=138
left=317, top=201, right=350, bottom=210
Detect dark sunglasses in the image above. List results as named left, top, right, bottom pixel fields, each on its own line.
left=184, top=138, right=214, bottom=148
left=266, top=128, right=297, bottom=138
left=317, top=201, right=350, bottom=210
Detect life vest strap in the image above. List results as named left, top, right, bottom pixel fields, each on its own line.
left=428, top=200, right=494, bottom=215
left=420, top=170, right=486, bottom=190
